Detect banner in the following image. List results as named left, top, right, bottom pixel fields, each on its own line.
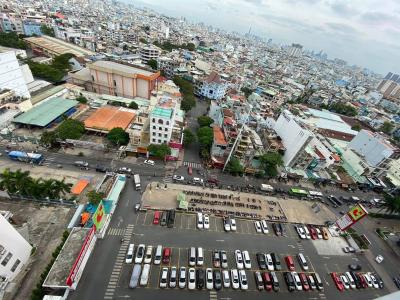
left=92, top=200, right=106, bottom=231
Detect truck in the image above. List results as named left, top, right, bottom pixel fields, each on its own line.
left=133, top=174, right=141, bottom=190
left=8, top=151, right=44, bottom=164
left=260, top=184, right=274, bottom=192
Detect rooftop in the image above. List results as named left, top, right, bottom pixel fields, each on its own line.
left=89, top=60, right=157, bottom=78
left=205, top=71, right=223, bottom=84
left=13, top=98, right=78, bottom=127
left=151, top=106, right=173, bottom=119
left=213, top=126, right=227, bottom=146
left=84, top=106, right=135, bottom=132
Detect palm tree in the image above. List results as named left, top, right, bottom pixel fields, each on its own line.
left=0, top=168, right=16, bottom=193
left=12, top=169, right=31, bottom=195
left=378, top=195, right=400, bottom=215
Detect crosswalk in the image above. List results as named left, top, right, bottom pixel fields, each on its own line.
left=183, top=161, right=202, bottom=169
left=163, top=168, right=175, bottom=183
left=107, top=228, right=127, bottom=236
left=210, top=291, right=218, bottom=300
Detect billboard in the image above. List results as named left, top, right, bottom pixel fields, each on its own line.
left=336, top=203, right=368, bottom=231
left=92, top=200, right=106, bottom=231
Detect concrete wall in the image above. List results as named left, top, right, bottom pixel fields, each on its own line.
left=0, top=52, right=30, bottom=99
left=136, top=78, right=148, bottom=99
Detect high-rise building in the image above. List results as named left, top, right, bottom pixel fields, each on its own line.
left=377, top=72, right=400, bottom=101
left=288, top=43, right=303, bottom=57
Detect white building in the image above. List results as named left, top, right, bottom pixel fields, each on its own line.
left=0, top=51, right=30, bottom=99
left=149, top=106, right=175, bottom=145
left=0, top=213, right=33, bottom=290
left=139, top=46, right=160, bottom=63
left=288, top=43, right=303, bottom=57
left=349, top=130, right=400, bottom=170
left=274, top=110, right=313, bottom=167
left=195, top=71, right=227, bottom=100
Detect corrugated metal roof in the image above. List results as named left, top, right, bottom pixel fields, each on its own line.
left=13, top=98, right=78, bottom=127
left=151, top=107, right=173, bottom=119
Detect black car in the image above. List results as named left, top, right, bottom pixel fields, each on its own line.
left=257, top=253, right=267, bottom=270
left=160, top=212, right=167, bottom=226
left=95, top=165, right=108, bottom=173
left=284, top=272, right=295, bottom=292
left=196, top=269, right=205, bottom=289
left=213, top=270, right=222, bottom=290
left=393, top=276, right=400, bottom=289
left=373, top=273, right=384, bottom=289
left=272, top=223, right=281, bottom=236
left=350, top=271, right=362, bottom=289
left=348, top=264, right=362, bottom=271
left=270, top=253, right=282, bottom=271
left=167, top=209, right=175, bottom=228
left=280, top=223, right=287, bottom=236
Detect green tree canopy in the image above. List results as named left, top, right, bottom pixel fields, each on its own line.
left=128, top=101, right=138, bottom=109
left=76, top=95, right=88, bottom=104
left=139, top=37, right=148, bottom=44
left=197, top=127, right=214, bottom=148
left=56, top=119, right=85, bottom=140
left=259, top=152, right=283, bottom=177
left=40, top=25, right=55, bottom=37
left=107, top=127, right=129, bottom=146
left=148, top=143, right=171, bottom=159
left=379, top=195, right=400, bottom=215
left=380, top=121, right=394, bottom=134
left=226, top=157, right=244, bottom=176
left=0, top=32, right=27, bottom=49
left=40, top=131, right=58, bottom=148
left=240, top=87, right=254, bottom=98
left=183, top=128, right=196, bottom=147
left=26, top=60, right=64, bottom=82
left=147, top=59, right=158, bottom=70
left=329, top=103, right=357, bottom=117
left=87, top=190, right=105, bottom=205
left=351, top=124, right=362, bottom=131
left=197, top=116, right=214, bottom=127
left=51, top=53, right=74, bottom=71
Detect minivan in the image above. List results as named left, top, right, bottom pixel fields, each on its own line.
left=254, top=271, right=264, bottom=290
left=189, top=247, right=196, bottom=266
left=196, top=269, right=205, bottom=289
left=271, top=271, right=280, bottom=292
left=154, top=245, right=162, bottom=265
left=162, top=247, right=171, bottom=264
left=126, top=243, right=135, bottom=263
left=129, top=264, right=142, bottom=288
left=271, top=253, right=282, bottom=270
left=197, top=247, right=204, bottom=266
left=140, top=264, right=151, bottom=286
left=167, top=210, right=175, bottom=228
left=313, top=272, right=324, bottom=291
left=297, top=253, right=309, bottom=271
left=285, top=256, right=295, bottom=271
left=284, top=272, right=295, bottom=292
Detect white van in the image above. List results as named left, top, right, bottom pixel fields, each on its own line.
left=129, top=264, right=142, bottom=288
left=140, top=264, right=151, bottom=286
left=242, top=251, right=251, bottom=269
left=126, top=244, right=135, bottom=263
left=297, top=253, right=309, bottom=271
left=189, top=247, right=196, bottom=266
left=154, top=245, right=162, bottom=265
left=197, top=247, right=204, bottom=266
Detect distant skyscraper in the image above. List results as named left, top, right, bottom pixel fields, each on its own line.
left=377, top=72, right=400, bottom=102
left=288, top=43, right=303, bottom=57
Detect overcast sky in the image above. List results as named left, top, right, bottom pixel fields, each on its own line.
left=130, top=0, right=400, bottom=75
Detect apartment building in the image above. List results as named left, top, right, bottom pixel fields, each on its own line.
left=194, top=71, right=227, bottom=100
left=70, top=60, right=160, bottom=100
left=0, top=213, right=33, bottom=290
left=149, top=106, right=175, bottom=145
left=140, top=45, right=160, bottom=63
left=0, top=51, right=30, bottom=99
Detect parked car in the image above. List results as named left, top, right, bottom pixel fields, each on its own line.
left=203, top=214, right=210, bottom=229
left=188, top=268, right=196, bottom=290
left=162, top=247, right=171, bottom=264
left=153, top=211, right=160, bottom=225
left=231, top=269, right=240, bottom=289
left=125, top=243, right=135, bottom=264
left=331, top=272, right=344, bottom=291
left=214, top=270, right=222, bottom=290
left=261, top=272, right=272, bottom=291
left=144, top=159, right=155, bottom=166
left=254, top=221, right=262, bottom=233
left=272, top=223, right=281, bottom=236
left=235, top=250, right=244, bottom=269
left=160, top=267, right=169, bottom=288
left=173, top=175, right=185, bottom=182
left=295, top=225, right=307, bottom=239
left=196, top=269, right=205, bottom=289
left=197, top=212, right=204, bottom=229
left=285, top=255, right=295, bottom=271
left=220, top=250, right=228, bottom=268
left=242, top=250, right=251, bottom=269
left=223, top=217, right=231, bottom=232
left=292, top=272, right=303, bottom=291
left=230, top=218, right=237, bottom=231
left=222, top=270, right=230, bottom=288
left=213, top=250, right=221, bottom=268
left=206, top=268, right=214, bottom=290
left=179, top=266, right=187, bottom=289
left=143, top=245, right=153, bottom=264
left=135, top=244, right=145, bottom=264
left=169, top=266, right=177, bottom=288
left=261, top=220, right=269, bottom=234
left=284, top=272, right=295, bottom=292
left=239, top=270, right=248, bottom=290
left=160, top=211, right=167, bottom=226
left=265, top=253, right=274, bottom=271
left=299, top=273, right=310, bottom=291
left=257, top=253, right=267, bottom=270
left=271, top=253, right=282, bottom=271
left=254, top=271, right=264, bottom=290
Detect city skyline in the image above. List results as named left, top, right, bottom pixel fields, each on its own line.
left=131, top=0, right=400, bottom=75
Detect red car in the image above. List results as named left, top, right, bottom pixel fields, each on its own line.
left=285, top=256, right=295, bottom=271
left=261, top=272, right=273, bottom=291
left=308, top=226, right=318, bottom=240
left=299, top=273, right=310, bottom=291
left=357, top=273, right=368, bottom=288
left=331, top=272, right=344, bottom=291
left=162, top=247, right=171, bottom=264
left=188, top=166, right=192, bottom=175
left=153, top=211, right=160, bottom=225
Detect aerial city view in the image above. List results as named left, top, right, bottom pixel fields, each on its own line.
left=1, top=0, right=400, bottom=300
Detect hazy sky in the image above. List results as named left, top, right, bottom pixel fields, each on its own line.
left=129, top=0, right=400, bottom=75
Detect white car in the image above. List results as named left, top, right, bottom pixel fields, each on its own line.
left=220, top=250, right=228, bottom=268
left=230, top=269, right=240, bottom=289
left=296, top=225, right=307, bottom=239
left=239, top=270, right=248, bottom=290
left=315, top=228, right=323, bottom=239
left=265, top=253, right=274, bottom=271
left=303, top=226, right=311, bottom=239
left=235, top=250, right=244, bottom=269
left=197, top=212, right=204, bottom=229
left=261, top=220, right=269, bottom=234
left=135, top=244, right=145, bottom=264
left=169, top=266, right=177, bottom=288
left=203, top=214, right=210, bottom=229
left=222, top=270, right=230, bottom=288
left=188, top=268, right=196, bottom=290
left=193, top=177, right=204, bottom=184
left=206, top=268, right=214, bottom=290
left=173, top=175, right=185, bottom=181
left=345, top=272, right=356, bottom=289
left=223, top=217, right=231, bottom=232
left=375, top=255, right=384, bottom=263
left=144, top=159, right=155, bottom=166
left=292, top=272, right=303, bottom=291
left=340, top=274, right=350, bottom=289
left=179, top=266, right=186, bottom=289
left=254, top=221, right=262, bottom=233
left=369, top=273, right=380, bottom=289
left=242, top=250, right=251, bottom=269
left=126, top=243, right=134, bottom=264
left=230, top=218, right=237, bottom=231
left=160, top=267, right=169, bottom=288
left=143, top=245, right=153, bottom=264
left=363, top=273, right=373, bottom=287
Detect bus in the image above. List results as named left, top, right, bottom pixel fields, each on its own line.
left=289, top=188, right=308, bottom=197
left=8, top=151, right=44, bottom=164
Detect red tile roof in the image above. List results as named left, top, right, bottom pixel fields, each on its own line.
left=205, top=71, right=223, bottom=84
left=213, top=126, right=227, bottom=146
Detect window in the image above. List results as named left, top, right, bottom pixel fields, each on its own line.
left=166, top=121, right=170, bottom=125
left=158, top=139, right=162, bottom=143
left=1, top=252, right=12, bottom=266
left=158, top=133, right=162, bottom=137
left=164, top=134, right=168, bottom=138
left=153, top=126, right=156, bottom=129
left=113, top=80, right=117, bottom=87
left=91, top=75, right=95, bottom=81
left=159, top=127, right=162, bottom=130
left=165, top=128, right=168, bottom=132
left=152, top=118, right=155, bottom=123
left=158, top=119, right=163, bottom=125
left=10, top=259, right=20, bottom=272
left=152, top=138, right=156, bottom=142
left=152, top=132, right=156, bottom=136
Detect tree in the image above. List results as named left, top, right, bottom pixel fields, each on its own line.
left=148, top=143, right=171, bottom=160
left=181, top=96, right=196, bottom=112
left=240, top=87, right=254, bottom=98
left=40, top=25, right=55, bottom=37
left=107, top=127, right=129, bottom=146
left=378, top=195, right=400, bottom=215
left=40, top=131, right=58, bottom=148
left=186, top=42, right=195, bottom=51
left=380, top=121, right=394, bottom=135
left=226, top=158, right=244, bottom=176
left=259, top=152, right=283, bottom=177
left=87, top=190, right=105, bottom=205
left=56, top=119, right=85, bottom=140
left=183, top=128, right=196, bottom=147
left=351, top=124, right=361, bottom=131
left=26, top=60, right=64, bottom=82
left=128, top=101, right=138, bottom=109
left=76, top=95, right=88, bottom=104
left=147, top=59, right=158, bottom=70
left=329, top=103, right=357, bottom=117
left=197, top=127, right=213, bottom=148
left=51, top=53, right=74, bottom=71
left=139, top=37, right=148, bottom=44
left=0, top=32, right=27, bottom=49
left=197, top=116, right=214, bottom=127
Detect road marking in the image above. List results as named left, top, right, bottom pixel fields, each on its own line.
left=216, top=239, right=225, bottom=242
left=288, top=244, right=296, bottom=248
left=322, top=256, right=330, bottom=259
